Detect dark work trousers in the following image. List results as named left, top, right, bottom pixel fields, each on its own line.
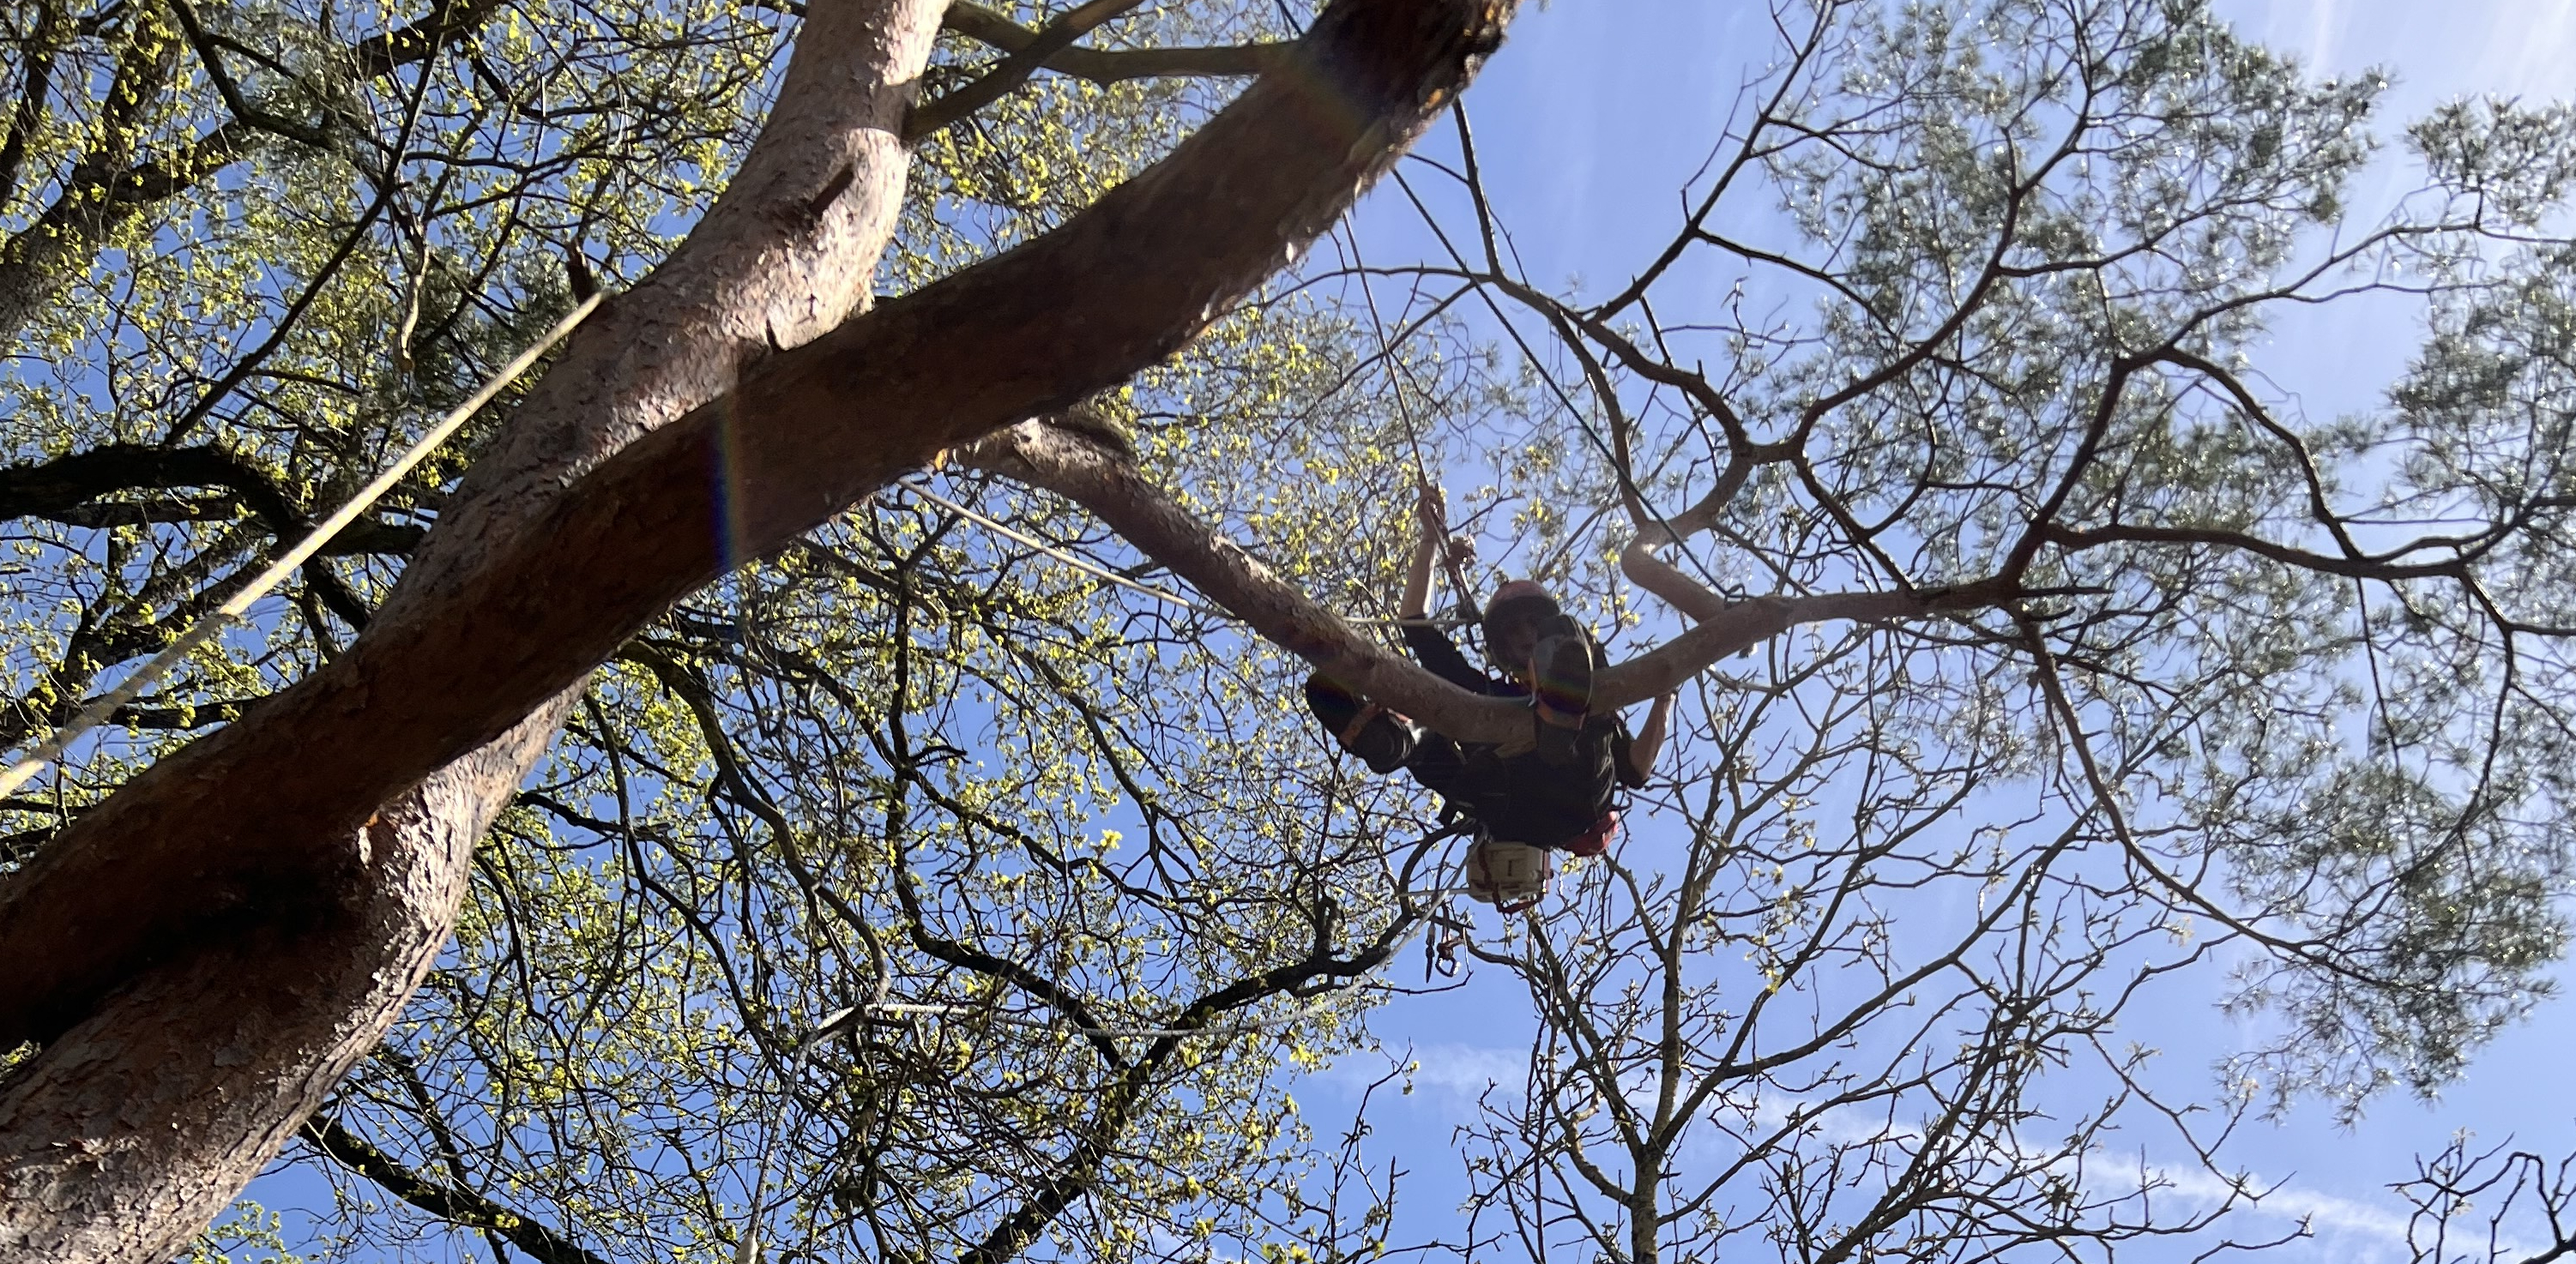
left=1305, top=672, right=1616, bottom=849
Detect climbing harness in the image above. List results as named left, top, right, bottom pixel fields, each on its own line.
left=1562, top=807, right=1620, bottom=859
left=0, top=292, right=605, bottom=800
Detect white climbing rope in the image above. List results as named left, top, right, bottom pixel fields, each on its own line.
left=0, top=292, right=604, bottom=801
left=1346, top=227, right=1481, bottom=611
left=903, top=479, right=1227, bottom=619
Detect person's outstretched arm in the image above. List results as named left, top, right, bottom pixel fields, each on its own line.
left=1626, top=692, right=1679, bottom=781
left=1399, top=484, right=1444, bottom=620
left=1393, top=484, right=1496, bottom=695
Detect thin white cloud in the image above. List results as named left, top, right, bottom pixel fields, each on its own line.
left=1400, top=1042, right=1529, bottom=1100
left=2471, top=0, right=2576, bottom=99
left=2302, top=0, right=2346, bottom=75
left=2116, top=1156, right=2422, bottom=1255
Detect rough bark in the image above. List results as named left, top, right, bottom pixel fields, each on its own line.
left=0, top=0, right=1517, bottom=1256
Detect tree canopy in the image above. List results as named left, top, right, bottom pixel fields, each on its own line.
left=0, top=0, right=2572, bottom=1261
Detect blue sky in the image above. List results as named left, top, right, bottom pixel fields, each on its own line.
left=1315, top=3, right=2576, bottom=1261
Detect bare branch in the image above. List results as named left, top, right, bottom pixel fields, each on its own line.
left=300, top=1114, right=612, bottom=1264
left=940, top=2, right=1288, bottom=85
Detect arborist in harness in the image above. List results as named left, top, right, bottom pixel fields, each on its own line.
left=1304, top=486, right=1676, bottom=909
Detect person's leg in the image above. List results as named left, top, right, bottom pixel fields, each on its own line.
left=1304, top=672, right=1365, bottom=733
left=1528, top=617, right=1596, bottom=764
left=1304, top=672, right=1419, bottom=774
left=1406, top=732, right=1474, bottom=801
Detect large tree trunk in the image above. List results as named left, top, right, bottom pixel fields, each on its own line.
left=0, top=1, right=1518, bottom=1257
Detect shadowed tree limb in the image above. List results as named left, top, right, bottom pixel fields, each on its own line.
left=299, top=1114, right=612, bottom=1264
left=962, top=421, right=2021, bottom=745
left=0, top=442, right=425, bottom=557
left=939, top=1, right=1290, bottom=87
left=353, top=0, right=512, bottom=78
left=909, top=0, right=1155, bottom=141
left=0, top=442, right=386, bottom=629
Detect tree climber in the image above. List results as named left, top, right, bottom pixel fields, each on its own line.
left=1304, top=486, right=1676, bottom=908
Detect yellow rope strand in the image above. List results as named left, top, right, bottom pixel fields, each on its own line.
left=0, top=292, right=604, bottom=800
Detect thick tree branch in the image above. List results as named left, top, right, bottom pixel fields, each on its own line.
left=352, top=0, right=510, bottom=78
left=22, top=498, right=422, bottom=554
left=166, top=0, right=331, bottom=147
left=0, top=442, right=422, bottom=556
left=908, top=0, right=1151, bottom=140
left=963, top=422, right=2016, bottom=745
left=0, top=0, right=950, bottom=1252
left=2042, top=521, right=2482, bottom=582
left=0, top=2, right=64, bottom=208
left=0, top=442, right=388, bottom=623
left=299, top=1113, right=612, bottom=1264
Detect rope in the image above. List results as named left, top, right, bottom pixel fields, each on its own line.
left=0, top=292, right=604, bottom=801
left=1346, top=229, right=1480, bottom=616
left=904, top=480, right=1226, bottom=619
